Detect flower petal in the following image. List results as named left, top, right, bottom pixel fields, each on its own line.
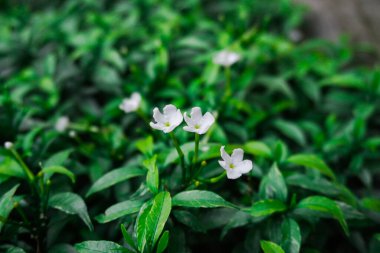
left=218, top=160, right=226, bottom=169
left=226, top=169, right=242, bottom=179
left=163, top=104, right=177, bottom=115
left=220, top=146, right=231, bottom=163
left=198, top=112, right=215, bottom=134
left=170, top=110, right=183, bottom=128
left=231, top=148, right=244, bottom=163
left=150, top=122, right=163, bottom=130
left=238, top=160, right=253, bottom=174
left=183, top=125, right=195, bottom=133
left=183, top=112, right=194, bottom=126
left=152, top=108, right=165, bottom=123
left=190, top=107, right=202, bottom=122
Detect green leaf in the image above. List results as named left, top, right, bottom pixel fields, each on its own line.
left=156, top=230, right=169, bottom=253
left=143, top=156, right=159, bottom=194
left=287, top=154, right=336, bottom=180
left=145, top=192, right=172, bottom=249
left=320, top=73, right=363, bottom=89
left=136, top=202, right=152, bottom=253
left=294, top=196, right=349, bottom=236
left=248, top=199, right=287, bottom=217
left=41, top=166, right=75, bottom=183
left=86, top=167, right=145, bottom=197
left=136, top=136, right=154, bottom=155
left=260, top=240, right=285, bottom=253
left=5, top=246, right=26, bottom=253
left=0, top=184, right=19, bottom=232
left=0, top=155, right=25, bottom=179
left=273, top=119, right=306, bottom=146
left=259, top=163, right=288, bottom=202
left=173, top=210, right=205, bottom=232
left=172, top=190, right=235, bottom=208
left=44, top=149, right=72, bottom=167
left=361, top=198, right=380, bottom=212
left=96, top=199, right=145, bottom=223
left=244, top=141, right=272, bottom=158
left=121, top=224, right=138, bottom=251
left=48, top=192, right=93, bottom=231
left=281, top=218, right=301, bottom=253
left=75, top=241, right=124, bottom=253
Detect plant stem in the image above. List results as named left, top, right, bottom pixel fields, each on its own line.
left=192, top=133, right=200, bottom=175
left=169, top=132, right=186, bottom=183
left=222, top=66, right=232, bottom=104
left=9, top=148, right=35, bottom=183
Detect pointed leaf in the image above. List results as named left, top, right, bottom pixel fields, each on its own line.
left=42, top=166, right=75, bottom=183
left=86, top=167, right=145, bottom=197
left=49, top=192, right=93, bottom=231
left=96, top=200, right=145, bottom=223
left=172, top=190, right=235, bottom=208
left=249, top=199, right=287, bottom=217
left=287, top=154, right=336, bottom=180
left=156, top=230, right=169, bottom=253
left=281, top=218, right=301, bottom=253
left=0, top=184, right=19, bottom=232
left=260, top=240, right=285, bottom=253
left=259, top=163, right=288, bottom=202
left=294, top=196, right=349, bottom=236
left=75, top=241, right=124, bottom=253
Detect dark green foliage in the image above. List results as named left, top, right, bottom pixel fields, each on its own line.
left=0, top=0, right=379, bottom=252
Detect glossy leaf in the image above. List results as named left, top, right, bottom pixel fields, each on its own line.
left=75, top=241, right=124, bottom=253
left=249, top=199, right=287, bottom=217
left=86, top=167, right=145, bottom=197
left=42, top=165, right=75, bottom=183
left=261, top=240, right=285, bottom=253
left=49, top=192, right=93, bottom=231
left=259, top=163, right=288, bottom=202
left=0, top=184, right=19, bottom=232
left=96, top=199, right=145, bottom=223
left=294, top=196, right=349, bottom=235
left=287, top=154, right=336, bottom=180
left=172, top=190, right=235, bottom=208
left=281, top=218, right=301, bottom=253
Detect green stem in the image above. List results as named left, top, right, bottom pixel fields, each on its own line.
left=169, top=132, right=186, bottom=183
left=192, top=133, right=200, bottom=175
left=9, top=148, right=35, bottom=183
left=222, top=67, right=231, bottom=103
left=197, top=171, right=227, bottom=184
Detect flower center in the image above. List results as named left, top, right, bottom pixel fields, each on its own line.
left=229, top=163, right=235, bottom=169
left=164, top=122, right=171, bottom=127
left=194, top=124, right=201, bottom=129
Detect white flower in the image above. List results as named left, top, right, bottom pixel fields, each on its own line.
left=150, top=104, right=183, bottom=133
left=69, top=131, right=77, bottom=138
left=119, top=92, right=141, bottom=113
left=213, top=50, right=241, bottom=67
left=55, top=116, right=70, bottom=132
left=183, top=107, right=215, bottom=135
left=218, top=146, right=253, bottom=179
left=4, top=142, right=13, bottom=149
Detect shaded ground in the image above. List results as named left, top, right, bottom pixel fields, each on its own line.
left=294, top=0, right=380, bottom=55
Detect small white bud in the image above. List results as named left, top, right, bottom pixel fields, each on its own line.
left=4, top=142, right=13, bottom=149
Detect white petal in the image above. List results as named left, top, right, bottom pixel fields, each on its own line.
left=152, top=108, right=165, bottom=124
left=198, top=112, right=215, bottom=134
left=170, top=110, right=183, bottom=128
left=183, top=125, right=195, bottom=133
left=163, top=104, right=177, bottom=115
left=218, top=160, right=226, bottom=169
left=226, top=169, right=242, bottom=179
left=190, top=107, right=202, bottom=122
left=231, top=148, right=244, bottom=163
left=220, top=146, right=231, bottom=163
left=237, top=160, right=253, bottom=174
left=150, top=122, right=163, bottom=131
left=183, top=112, right=194, bottom=126
left=131, top=92, right=141, bottom=103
